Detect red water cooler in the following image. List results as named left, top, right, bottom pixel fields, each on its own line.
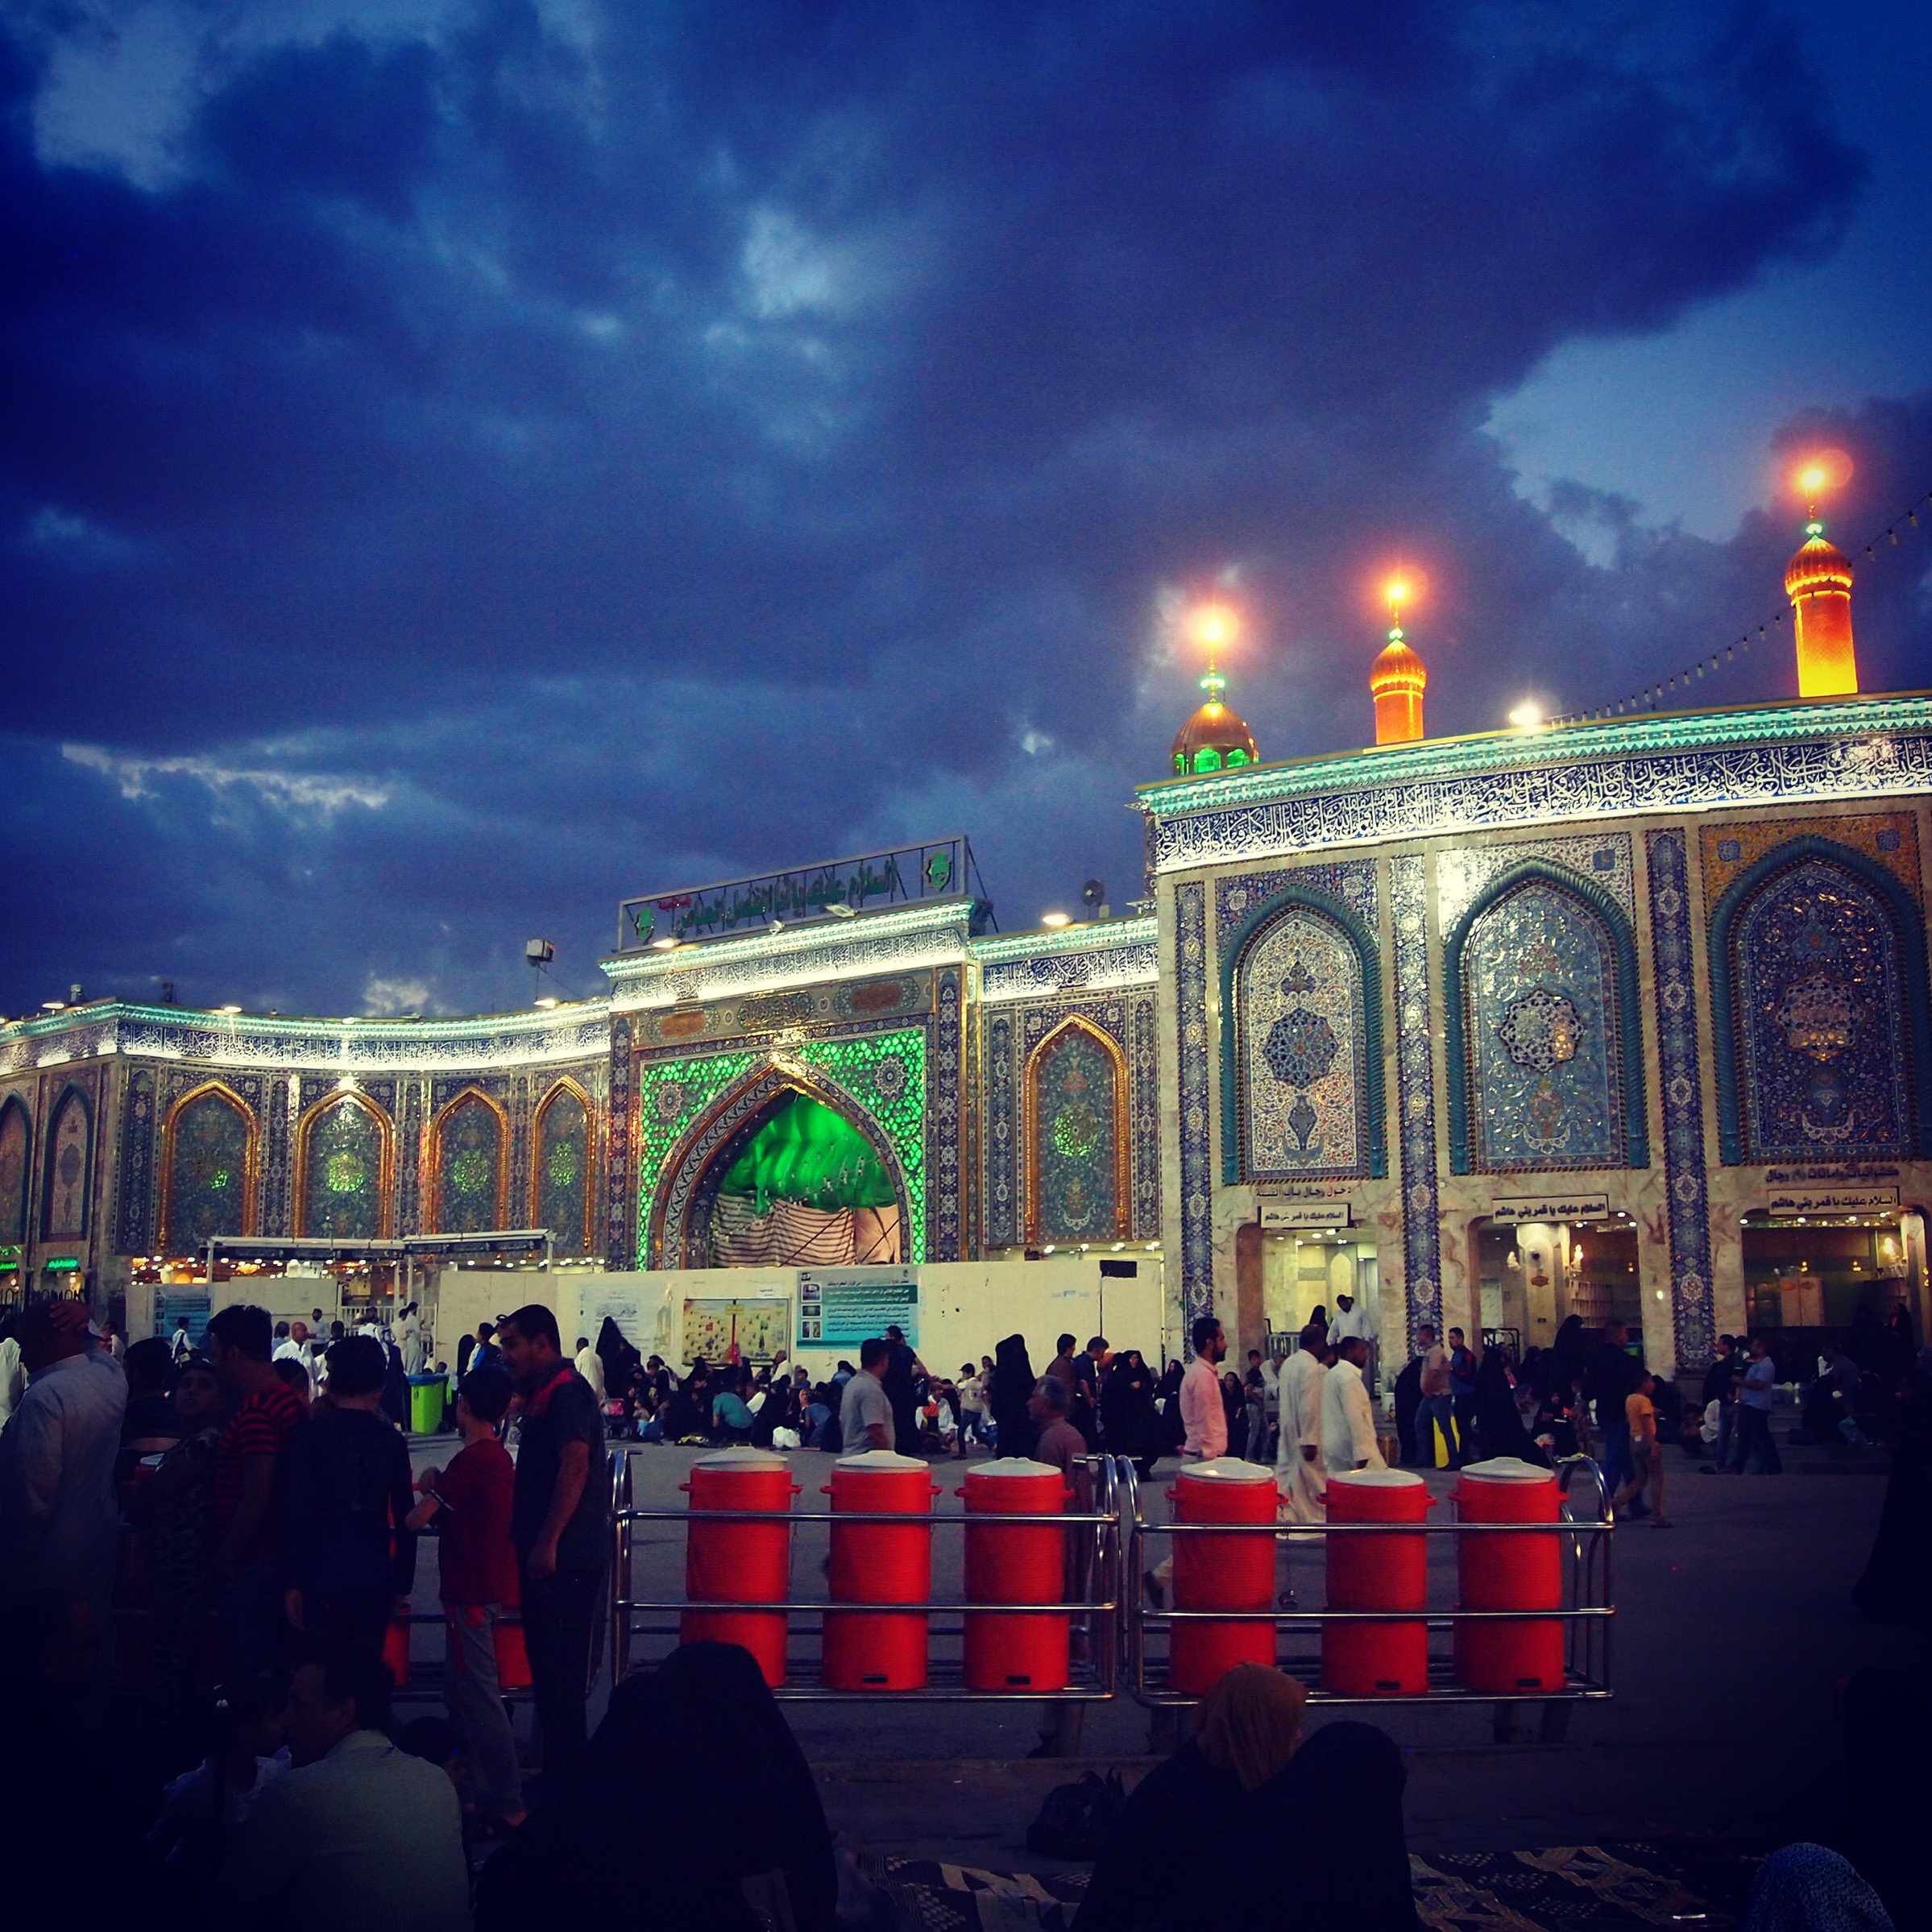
left=823, top=1450, right=938, bottom=1690
left=1453, top=1456, right=1565, bottom=1694
left=1169, top=1457, right=1279, bottom=1694
left=960, top=1458, right=1070, bottom=1690
left=1323, top=1467, right=1430, bottom=1695
left=682, top=1447, right=798, bottom=1687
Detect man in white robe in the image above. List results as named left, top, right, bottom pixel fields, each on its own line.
left=1275, top=1341, right=1329, bottom=1524
left=1320, top=1337, right=1386, bottom=1475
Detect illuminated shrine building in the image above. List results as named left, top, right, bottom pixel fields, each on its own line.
left=6, top=531, right=1932, bottom=1384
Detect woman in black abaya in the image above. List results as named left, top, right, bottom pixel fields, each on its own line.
left=475, top=1641, right=835, bottom=1932
left=1473, top=1345, right=1546, bottom=1466
left=1851, top=1353, right=1932, bottom=1623
left=1101, top=1349, right=1160, bottom=1478
left=989, top=1333, right=1038, bottom=1460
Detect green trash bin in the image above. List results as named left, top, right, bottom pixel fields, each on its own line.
left=407, top=1373, right=446, bottom=1435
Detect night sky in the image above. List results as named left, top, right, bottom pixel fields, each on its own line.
left=6, top=1, right=1930, bottom=1019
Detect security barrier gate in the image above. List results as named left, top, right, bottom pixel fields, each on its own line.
left=607, top=1449, right=1614, bottom=1719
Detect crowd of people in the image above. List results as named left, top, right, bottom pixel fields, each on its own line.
left=3, top=1283, right=1927, bottom=1930
left=0, top=1296, right=612, bottom=1929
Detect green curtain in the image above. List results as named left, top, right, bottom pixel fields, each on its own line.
left=716, top=1092, right=895, bottom=1212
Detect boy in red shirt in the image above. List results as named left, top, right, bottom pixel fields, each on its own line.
left=408, top=1364, right=524, bottom=1829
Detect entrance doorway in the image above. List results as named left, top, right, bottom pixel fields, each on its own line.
left=1475, top=1213, right=1640, bottom=1355
left=1740, top=1209, right=1924, bottom=1333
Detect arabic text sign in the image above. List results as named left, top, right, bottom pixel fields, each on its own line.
left=619, top=838, right=970, bottom=949
left=798, top=1266, right=918, bottom=1349
left=1488, top=1192, right=1611, bottom=1226
left=1259, top=1200, right=1354, bottom=1229
left=1766, top=1185, right=1898, bottom=1215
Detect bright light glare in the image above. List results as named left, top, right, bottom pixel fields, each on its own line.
left=1188, top=604, right=1236, bottom=651
left=1508, top=702, right=1544, bottom=731
left=1383, top=578, right=1412, bottom=607
left=1794, top=448, right=1853, bottom=497
left=1041, top=910, right=1072, bottom=928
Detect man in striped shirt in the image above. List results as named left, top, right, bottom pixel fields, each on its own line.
left=206, top=1304, right=307, bottom=1682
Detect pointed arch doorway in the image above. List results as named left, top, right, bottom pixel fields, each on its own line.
left=649, top=1063, right=913, bottom=1271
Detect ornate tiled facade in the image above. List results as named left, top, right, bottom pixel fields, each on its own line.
left=7, top=693, right=1931, bottom=1384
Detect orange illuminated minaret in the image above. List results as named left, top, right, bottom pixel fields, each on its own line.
left=1785, top=460, right=1858, bottom=697
left=1370, top=579, right=1426, bottom=744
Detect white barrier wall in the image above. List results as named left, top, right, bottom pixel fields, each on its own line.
left=529, top=1255, right=1167, bottom=1381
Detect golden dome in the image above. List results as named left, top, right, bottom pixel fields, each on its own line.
left=1370, top=636, right=1427, bottom=694
left=1171, top=700, right=1259, bottom=777
left=1785, top=528, right=1853, bottom=601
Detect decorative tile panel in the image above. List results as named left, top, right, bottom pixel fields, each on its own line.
left=930, top=967, right=964, bottom=1260
left=1174, top=883, right=1213, bottom=1329
left=985, top=1010, right=1017, bottom=1246
left=1235, top=906, right=1369, bottom=1181
left=264, top=1078, right=293, bottom=1236
left=636, top=972, right=935, bottom=1046
left=981, top=990, right=1161, bottom=1247
left=1645, top=831, right=1716, bottom=1369
left=0, top=1094, right=27, bottom=1246
left=1214, top=860, right=1378, bottom=938
left=1455, top=881, right=1627, bottom=1171
left=605, top=1015, right=635, bottom=1268
left=639, top=1028, right=929, bottom=1267
left=1129, top=991, right=1161, bottom=1238
left=117, top=1069, right=155, bottom=1255
left=163, top=1087, right=257, bottom=1247
left=1391, top=856, right=1441, bottom=1346
left=976, top=919, right=1160, bottom=1003
left=433, top=1094, right=507, bottom=1234
left=1030, top=1024, right=1126, bottom=1243
left=1701, top=811, right=1920, bottom=907
left=1436, top=832, right=1634, bottom=930
left=1727, top=856, right=1915, bottom=1161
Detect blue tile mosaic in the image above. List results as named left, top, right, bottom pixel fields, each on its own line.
left=1391, top=856, right=1441, bottom=1347
left=1174, top=882, right=1215, bottom=1329
left=1214, top=860, right=1377, bottom=939
left=1446, top=877, right=1641, bottom=1173
left=981, top=992, right=1159, bottom=1247
left=1712, top=842, right=1932, bottom=1163
left=1231, top=905, right=1372, bottom=1183
left=1645, top=831, right=1716, bottom=1369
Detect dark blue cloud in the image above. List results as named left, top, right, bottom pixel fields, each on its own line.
left=0, top=0, right=1922, bottom=1015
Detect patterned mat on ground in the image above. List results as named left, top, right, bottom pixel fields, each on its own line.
left=865, top=1844, right=1743, bottom=1930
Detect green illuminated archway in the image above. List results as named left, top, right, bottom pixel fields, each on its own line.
left=715, top=1091, right=897, bottom=1212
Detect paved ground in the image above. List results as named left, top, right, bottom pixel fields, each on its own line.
left=404, top=1431, right=1906, bottom=1867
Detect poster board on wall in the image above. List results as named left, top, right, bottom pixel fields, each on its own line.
left=799, top=1265, right=918, bottom=1348
left=682, top=1291, right=791, bottom=1364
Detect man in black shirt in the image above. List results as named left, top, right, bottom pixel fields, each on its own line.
left=280, top=1335, right=417, bottom=1669
left=1582, top=1320, right=1642, bottom=1507
left=498, top=1302, right=607, bottom=1779
left=1702, top=1334, right=1746, bottom=1408
left=881, top=1324, right=925, bottom=1457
